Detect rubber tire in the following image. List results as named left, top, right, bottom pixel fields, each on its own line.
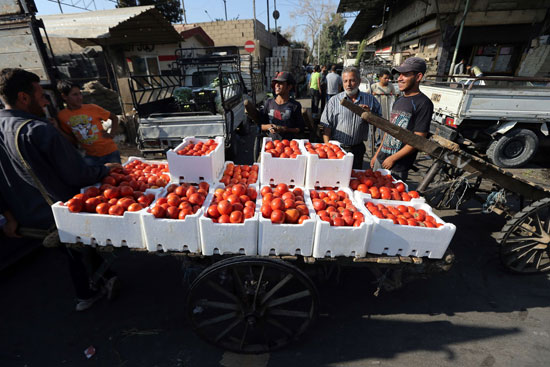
left=486, top=128, right=538, bottom=168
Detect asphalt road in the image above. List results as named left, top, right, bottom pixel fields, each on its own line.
left=1, top=101, right=550, bottom=366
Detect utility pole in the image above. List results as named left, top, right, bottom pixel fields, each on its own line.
left=274, top=0, right=277, bottom=34
left=253, top=0, right=256, bottom=39
left=223, top=0, right=228, bottom=21
left=181, top=0, right=187, bottom=24
left=266, top=0, right=270, bottom=32
left=449, top=0, right=470, bottom=77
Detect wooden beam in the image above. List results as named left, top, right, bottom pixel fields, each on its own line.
left=339, top=98, right=550, bottom=200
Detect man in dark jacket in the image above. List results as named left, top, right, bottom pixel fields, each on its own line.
left=0, top=68, right=118, bottom=311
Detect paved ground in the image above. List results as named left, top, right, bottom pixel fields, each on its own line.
left=2, top=100, right=550, bottom=366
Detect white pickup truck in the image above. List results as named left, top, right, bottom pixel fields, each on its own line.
left=131, top=47, right=249, bottom=157
left=420, top=78, right=550, bottom=167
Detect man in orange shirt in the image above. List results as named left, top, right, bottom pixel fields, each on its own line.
left=57, top=81, right=121, bottom=165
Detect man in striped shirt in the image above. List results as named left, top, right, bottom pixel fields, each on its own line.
left=320, top=66, right=382, bottom=169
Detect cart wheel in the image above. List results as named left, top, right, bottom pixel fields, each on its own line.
left=187, top=256, right=319, bottom=353
left=497, top=198, right=550, bottom=273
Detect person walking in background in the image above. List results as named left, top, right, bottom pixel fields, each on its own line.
left=326, top=65, right=343, bottom=102
left=453, top=58, right=465, bottom=75
left=321, top=66, right=381, bottom=169
left=370, top=69, right=398, bottom=149
left=320, top=65, right=328, bottom=114
left=309, top=65, right=321, bottom=115
left=57, top=81, right=121, bottom=166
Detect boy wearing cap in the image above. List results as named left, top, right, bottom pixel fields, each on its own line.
left=371, top=57, right=433, bottom=181
left=260, top=71, right=305, bottom=139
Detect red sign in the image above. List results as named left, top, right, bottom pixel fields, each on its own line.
left=244, top=40, right=255, bottom=53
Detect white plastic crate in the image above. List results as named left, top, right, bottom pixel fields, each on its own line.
left=199, top=184, right=259, bottom=255
left=311, top=188, right=373, bottom=258
left=216, top=161, right=260, bottom=186
left=259, top=137, right=307, bottom=186
left=166, top=136, right=225, bottom=184
left=52, top=188, right=162, bottom=248
left=257, top=186, right=316, bottom=256
left=304, top=140, right=354, bottom=189
left=140, top=190, right=207, bottom=253
left=360, top=198, right=456, bottom=259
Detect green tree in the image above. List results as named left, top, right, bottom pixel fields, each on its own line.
left=117, top=0, right=182, bottom=24
left=319, top=13, right=346, bottom=66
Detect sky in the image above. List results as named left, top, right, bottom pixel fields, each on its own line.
left=35, top=0, right=355, bottom=45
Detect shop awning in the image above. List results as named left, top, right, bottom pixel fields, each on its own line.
left=337, top=0, right=386, bottom=40
left=39, top=6, right=182, bottom=47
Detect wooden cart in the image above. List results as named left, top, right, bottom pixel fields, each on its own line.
left=340, top=99, right=550, bottom=274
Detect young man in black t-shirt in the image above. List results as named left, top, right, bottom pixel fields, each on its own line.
left=371, top=57, right=433, bottom=181
left=260, top=71, right=305, bottom=140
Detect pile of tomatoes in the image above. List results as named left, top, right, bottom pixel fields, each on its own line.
left=205, top=184, right=258, bottom=224
left=310, top=189, right=364, bottom=227
left=149, top=182, right=210, bottom=220
left=64, top=185, right=156, bottom=216
left=102, top=160, right=170, bottom=191
left=176, top=140, right=218, bottom=156
left=219, top=163, right=259, bottom=186
left=365, top=201, right=443, bottom=228
left=304, top=142, right=346, bottom=159
left=350, top=169, right=420, bottom=201
left=259, top=184, right=310, bottom=224
left=264, top=139, right=302, bottom=158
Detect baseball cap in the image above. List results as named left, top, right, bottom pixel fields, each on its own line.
left=272, top=71, right=295, bottom=85
left=392, top=57, right=427, bottom=74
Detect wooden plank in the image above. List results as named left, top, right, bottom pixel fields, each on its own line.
left=340, top=98, right=550, bottom=201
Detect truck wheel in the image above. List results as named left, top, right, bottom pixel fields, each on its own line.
left=486, top=128, right=538, bottom=168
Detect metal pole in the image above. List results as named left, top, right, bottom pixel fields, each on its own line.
left=274, top=0, right=277, bottom=35
left=449, top=0, right=470, bottom=76
left=181, top=0, right=187, bottom=24
left=223, top=0, right=228, bottom=21
left=266, top=0, right=270, bottom=32
left=253, top=0, right=256, bottom=39
left=317, top=31, right=320, bottom=63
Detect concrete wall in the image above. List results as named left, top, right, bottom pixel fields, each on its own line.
left=517, top=36, right=550, bottom=77
left=192, top=19, right=276, bottom=59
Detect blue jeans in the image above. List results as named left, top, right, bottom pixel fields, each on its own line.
left=83, top=150, right=121, bottom=166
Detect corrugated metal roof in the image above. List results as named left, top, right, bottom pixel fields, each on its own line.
left=39, top=6, right=182, bottom=46
left=338, top=0, right=386, bottom=40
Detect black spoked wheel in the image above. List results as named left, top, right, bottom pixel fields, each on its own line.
left=497, top=198, right=550, bottom=273
left=187, top=256, right=319, bottom=353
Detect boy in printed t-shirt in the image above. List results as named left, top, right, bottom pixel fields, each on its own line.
left=57, top=81, right=121, bottom=165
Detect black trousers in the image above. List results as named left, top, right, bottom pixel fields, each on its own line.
left=341, top=143, right=366, bottom=170
left=310, top=89, right=321, bottom=114
left=63, top=246, right=115, bottom=299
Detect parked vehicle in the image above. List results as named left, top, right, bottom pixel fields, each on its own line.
left=131, top=47, right=251, bottom=156
left=420, top=77, right=550, bottom=168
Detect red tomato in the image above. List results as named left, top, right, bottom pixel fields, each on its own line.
left=104, top=187, right=120, bottom=199
left=298, top=215, right=310, bottom=224
left=207, top=205, right=220, bottom=218
left=283, top=199, right=296, bottom=210
left=232, top=184, right=246, bottom=197
left=108, top=204, right=125, bottom=216
left=84, top=197, right=101, bottom=213
left=95, top=202, right=110, bottom=215
left=395, top=182, right=406, bottom=193
left=217, top=200, right=233, bottom=215
left=128, top=203, right=143, bottom=212
left=243, top=206, right=255, bottom=219
left=261, top=205, right=272, bottom=218
left=188, top=193, right=205, bottom=206
left=151, top=206, right=166, bottom=218
left=284, top=208, right=300, bottom=224
left=275, top=183, right=289, bottom=195
left=229, top=211, right=244, bottom=223
left=270, top=209, right=285, bottom=224
left=312, top=199, right=326, bottom=211
left=407, top=218, right=418, bottom=226
left=218, top=214, right=231, bottom=223
left=119, top=185, right=134, bottom=197
left=66, top=198, right=83, bottom=213
left=352, top=212, right=364, bottom=221
left=260, top=186, right=272, bottom=196
left=270, top=198, right=285, bottom=211
left=332, top=217, right=345, bottom=226
left=166, top=206, right=179, bottom=219
left=409, top=190, right=420, bottom=199
left=84, top=186, right=100, bottom=197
